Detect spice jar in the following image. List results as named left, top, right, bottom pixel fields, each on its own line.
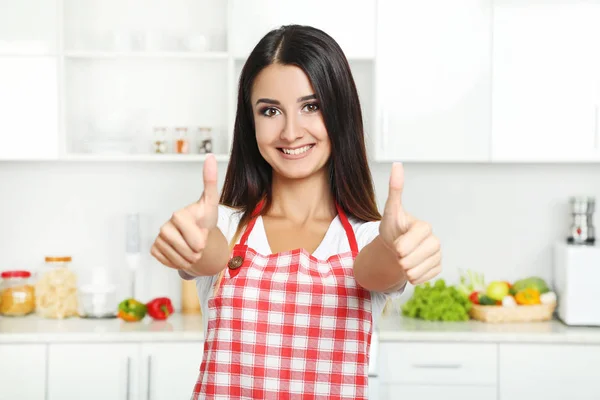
left=196, top=127, right=213, bottom=154
left=175, top=127, right=189, bottom=154
left=0, top=270, right=35, bottom=316
left=35, top=256, right=79, bottom=319
left=153, top=127, right=168, bottom=154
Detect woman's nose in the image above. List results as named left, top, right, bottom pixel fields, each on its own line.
left=280, top=115, right=304, bottom=142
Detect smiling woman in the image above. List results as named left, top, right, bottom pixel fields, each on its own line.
left=150, top=24, right=441, bottom=400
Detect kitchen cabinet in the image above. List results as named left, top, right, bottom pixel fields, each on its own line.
left=492, top=1, right=600, bottom=162
left=140, top=342, right=204, bottom=400
left=374, top=0, right=492, bottom=162
left=378, top=342, right=498, bottom=399
left=230, top=0, right=376, bottom=60
left=48, top=343, right=140, bottom=400
left=0, top=57, right=59, bottom=160
left=0, top=344, right=46, bottom=400
left=499, top=343, right=600, bottom=400
left=0, top=0, right=58, bottom=55
left=382, top=384, right=497, bottom=400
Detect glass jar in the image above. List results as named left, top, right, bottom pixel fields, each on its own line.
left=35, top=256, right=79, bottom=319
left=196, top=127, right=213, bottom=154
left=0, top=270, right=35, bottom=316
left=175, top=127, right=189, bottom=154
left=153, top=127, right=168, bottom=154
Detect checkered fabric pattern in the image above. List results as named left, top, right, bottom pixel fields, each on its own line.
left=192, top=205, right=373, bottom=400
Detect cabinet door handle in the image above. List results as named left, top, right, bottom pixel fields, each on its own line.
left=412, top=363, right=463, bottom=369
left=147, top=355, right=153, bottom=400
left=125, top=356, right=131, bottom=400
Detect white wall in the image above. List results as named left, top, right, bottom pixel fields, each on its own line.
left=1, top=160, right=598, bottom=309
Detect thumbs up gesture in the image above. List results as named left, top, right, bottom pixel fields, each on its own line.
left=151, top=155, right=220, bottom=274
left=379, top=163, right=442, bottom=285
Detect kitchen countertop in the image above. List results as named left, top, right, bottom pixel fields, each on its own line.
left=1, top=313, right=599, bottom=344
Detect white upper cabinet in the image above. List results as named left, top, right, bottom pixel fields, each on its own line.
left=492, top=1, right=600, bottom=162
left=0, top=57, right=59, bottom=160
left=0, top=0, right=58, bottom=55
left=230, top=0, right=376, bottom=59
left=375, top=0, right=492, bottom=162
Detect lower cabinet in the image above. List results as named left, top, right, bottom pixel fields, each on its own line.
left=140, top=343, right=204, bottom=400
left=499, top=343, right=600, bottom=400
left=45, top=341, right=203, bottom=400
left=48, top=343, right=140, bottom=400
left=378, top=342, right=498, bottom=400
left=382, top=384, right=497, bottom=400
left=0, top=344, right=46, bottom=400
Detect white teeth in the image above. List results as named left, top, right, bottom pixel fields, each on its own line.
left=282, top=145, right=312, bottom=155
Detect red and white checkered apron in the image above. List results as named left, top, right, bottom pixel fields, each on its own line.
left=192, top=202, right=373, bottom=399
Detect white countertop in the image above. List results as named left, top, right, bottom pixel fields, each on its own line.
left=376, top=315, right=600, bottom=344
left=0, top=313, right=204, bottom=343
left=1, top=313, right=599, bottom=344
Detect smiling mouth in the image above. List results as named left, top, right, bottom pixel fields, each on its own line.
left=278, top=144, right=315, bottom=155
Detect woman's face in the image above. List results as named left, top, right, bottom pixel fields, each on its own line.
left=251, top=64, right=331, bottom=180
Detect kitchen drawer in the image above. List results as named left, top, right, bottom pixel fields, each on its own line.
left=380, top=342, right=497, bottom=385
left=382, top=384, right=497, bottom=400
left=499, top=343, right=600, bottom=400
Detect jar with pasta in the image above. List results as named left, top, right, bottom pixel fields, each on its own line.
left=35, top=256, right=79, bottom=319
left=0, top=270, right=35, bottom=316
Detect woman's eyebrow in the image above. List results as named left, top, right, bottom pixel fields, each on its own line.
left=255, top=94, right=317, bottom=106
left=256, top=98, right=280, bottom=105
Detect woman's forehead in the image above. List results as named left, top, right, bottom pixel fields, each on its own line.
left=252, top=64, right=316, bottom=103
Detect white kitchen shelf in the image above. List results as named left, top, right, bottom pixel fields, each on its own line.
left=64, top=51, right=229, bottom=60
left=63, top=153, right=230, bottom=162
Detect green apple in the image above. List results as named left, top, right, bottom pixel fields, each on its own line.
left=486, top=281, right=510, bottom=301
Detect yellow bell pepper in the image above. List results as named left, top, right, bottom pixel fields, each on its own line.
left=515, top=288, right=541, bottom=305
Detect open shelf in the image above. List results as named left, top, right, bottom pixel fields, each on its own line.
left=64, top=51, right=229, bottom=60
left=63, top=153, right=230, bottom=162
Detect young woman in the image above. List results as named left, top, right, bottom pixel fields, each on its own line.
left=151, top=24, right=441, bottom=399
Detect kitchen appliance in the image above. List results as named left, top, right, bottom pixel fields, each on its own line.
left=78, top=266, right=118, bottom=318
left=125, top=213, right=141, bottom=299
left=567, top=196, right=595, bottom=245
left=553, top=242, right=600, bottom=326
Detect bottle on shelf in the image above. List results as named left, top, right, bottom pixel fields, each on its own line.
left=175, top=127, right=189, bottom=154
left=196, top=127, right=213, bottom=154
left=153, top=127, right=168, bottom=154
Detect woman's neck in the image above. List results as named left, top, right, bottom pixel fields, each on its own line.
left=268, top=167, right=335, bottom=222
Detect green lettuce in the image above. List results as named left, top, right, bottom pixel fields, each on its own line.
left=401, top=279, right=472, bottom=321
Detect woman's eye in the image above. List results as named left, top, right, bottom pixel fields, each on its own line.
left=261, top=107, right=280, bottom=117
left=303, top=103, right=320, bottom=113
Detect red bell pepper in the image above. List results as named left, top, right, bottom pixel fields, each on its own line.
left=469, top=291, right=480, bottom=304
left=146, top=297, right=174, bottom=320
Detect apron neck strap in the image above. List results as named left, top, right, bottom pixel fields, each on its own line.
left=238, top=199, right=359, bottom=253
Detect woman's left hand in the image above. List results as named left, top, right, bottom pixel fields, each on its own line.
left=379, top=163, right=442, bottom=285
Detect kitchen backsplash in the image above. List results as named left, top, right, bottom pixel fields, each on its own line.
left=1, top=160, right=599, bottom=309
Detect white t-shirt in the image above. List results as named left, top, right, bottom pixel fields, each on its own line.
left=182, top=205, right=405, bottom=337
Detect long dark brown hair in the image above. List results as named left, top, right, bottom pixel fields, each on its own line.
left=220, top=24, right=381, bottom=234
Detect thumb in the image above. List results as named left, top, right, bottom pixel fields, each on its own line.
left=385, top=162, right=404, bottom=208
left=201, top=154, right=219, bottom=206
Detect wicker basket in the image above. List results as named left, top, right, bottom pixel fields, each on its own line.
left=469, top=302, right=557, bottom=323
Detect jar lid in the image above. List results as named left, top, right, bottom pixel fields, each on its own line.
left=1, top=270, right=31, bottom=279
left=45, top=256, right=72, bottom=262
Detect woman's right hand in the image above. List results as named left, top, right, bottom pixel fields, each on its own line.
left=151, top=155, right=220, bottom=275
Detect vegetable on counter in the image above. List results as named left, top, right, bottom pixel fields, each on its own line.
left=457, top=269, right=486, bottom=298
left=510, top=277, right=550, bottom=295
left=401, top=279, right=472, bottom=322
left=486, top=281, right=510, bottom=301
left=502, top=295, right=517, bottom=307
left=146, top=297, right=174, bottom=320
left=540, top=291, right=557, bottom=305
left=514, top=288, right=541, bottom=305
left=117, top=298, right=147, bottom=322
